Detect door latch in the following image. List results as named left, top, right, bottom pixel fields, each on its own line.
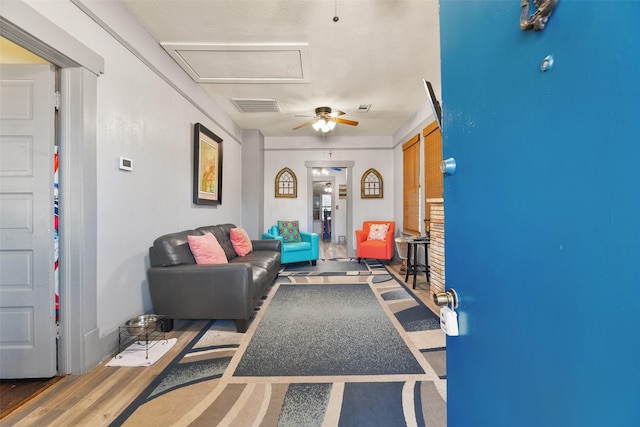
left=433, top=288, right=458, bottom=309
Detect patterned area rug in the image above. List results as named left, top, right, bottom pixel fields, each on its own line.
left=111, top=260, right=446, bottom=426
left=280, top=258, right=371, bottom=274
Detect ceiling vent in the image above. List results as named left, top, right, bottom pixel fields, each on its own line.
left=357, top=104, right=372, bottom=113
left=231, top=98, right=281, bottom=113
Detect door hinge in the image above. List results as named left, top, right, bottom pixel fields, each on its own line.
left=55, top=91, right=61, bottom=110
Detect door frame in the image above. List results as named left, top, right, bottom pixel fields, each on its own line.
left=1, top=3, right=103, bottom=374
left=312, top=176, right=336, bottom=241
left=305, top=161, right=355, bottom=257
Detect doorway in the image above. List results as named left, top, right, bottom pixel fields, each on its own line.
left=0, top=8, right=102, bottom=375
left=305, top=161, right=354, bottom=257
left=312, top=177, right=335, bottom=241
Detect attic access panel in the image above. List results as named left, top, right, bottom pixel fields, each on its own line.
left=162, top=43, right=310, bottom=83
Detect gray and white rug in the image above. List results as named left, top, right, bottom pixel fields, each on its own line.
left=111, top=260, right=446, bottom=427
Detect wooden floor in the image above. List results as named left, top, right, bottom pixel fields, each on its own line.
left=0, top=377, right=65, bottom=421
left=0, top=240, right=440, bottom=425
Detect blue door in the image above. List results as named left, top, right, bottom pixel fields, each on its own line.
left=440, top=1, right=639, bottom=425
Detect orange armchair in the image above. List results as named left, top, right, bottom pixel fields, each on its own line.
left=355, top=221, right=395, bottom=263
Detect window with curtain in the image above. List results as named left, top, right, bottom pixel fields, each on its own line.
left=402, top=134, right=420, bottom=235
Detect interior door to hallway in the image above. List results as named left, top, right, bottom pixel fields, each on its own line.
left=441, top=1, right=640, bottom=426
left=0, top=64, right=58, bottom=378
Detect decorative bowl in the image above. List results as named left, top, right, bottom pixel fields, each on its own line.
left=124, top=314, right=162, bottom=335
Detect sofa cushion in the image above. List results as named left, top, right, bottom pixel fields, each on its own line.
left=282, top=241, right=312, bottom=253
left=230, top=227, right=253, bottom=256
left=277, top=220, right=302, bottom=243
left=249, top=266, right=269, bottom=299
left=187, top=233, right=228, bottom=264
left=153, top=230, right=203, bottom=266
left=232, top=250, right=280, bottom=274
left=228, top=253, right=278, bottom=299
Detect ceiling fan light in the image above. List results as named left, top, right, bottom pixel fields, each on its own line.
left=317, top=120, right=333, bottom=133
left=311, top=118, right=335, bottom=133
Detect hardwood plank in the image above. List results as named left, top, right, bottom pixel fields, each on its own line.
left=0, top=376, right=64, bottom=420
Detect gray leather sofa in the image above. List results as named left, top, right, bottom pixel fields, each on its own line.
left=147, top=224, right=281, bottom=332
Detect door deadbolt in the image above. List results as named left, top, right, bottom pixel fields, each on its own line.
left=433, top=288, right=458, bottom=309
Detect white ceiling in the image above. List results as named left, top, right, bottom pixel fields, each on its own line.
left=119, top=0, right=441, bottom=138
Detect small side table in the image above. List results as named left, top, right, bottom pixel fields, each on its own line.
left=405, top=237, right=430, bottom=289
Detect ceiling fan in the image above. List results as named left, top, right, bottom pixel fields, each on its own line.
left=293, top=106, right=359, bottom=133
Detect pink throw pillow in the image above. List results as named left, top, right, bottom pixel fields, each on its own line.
left=187, top=233, right=228, bottom=264
left=230, top=227, right=253, bottom=257
left=367, top=223, right=390, bottom=241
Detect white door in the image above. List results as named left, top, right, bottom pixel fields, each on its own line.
left=0, top=64, right=57, bottom=378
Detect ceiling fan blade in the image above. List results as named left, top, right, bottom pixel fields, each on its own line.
left=292, top=118, right=319, bottom=130
left=329, top=110, right=346, bottom=117
left=333, top=118, right=359, bottom=126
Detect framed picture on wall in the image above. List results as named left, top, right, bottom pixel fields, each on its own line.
left=193, top=123, right=223, bottom=205
left=274, top=167, right=297, bottom=198
left=339, top=185, right=347, bottom=199
left=361, top=168, right=383, bottom=198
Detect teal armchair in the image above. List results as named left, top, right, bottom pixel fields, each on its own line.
left=262, top=225, right=319, bottom=265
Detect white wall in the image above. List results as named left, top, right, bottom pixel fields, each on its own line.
left=264, top=136, right=395, bottom=248
left=241, top=129, right=265, bottom=238
left=24, top=0, right=245, bottom=340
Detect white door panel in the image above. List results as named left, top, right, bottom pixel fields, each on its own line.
left=0, top=64, right=57, bottom=378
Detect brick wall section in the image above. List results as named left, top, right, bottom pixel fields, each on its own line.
left=428, top=199, right=445, bottom=294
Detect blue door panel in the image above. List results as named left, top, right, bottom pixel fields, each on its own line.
left=440, top=1, right=640, bottom=425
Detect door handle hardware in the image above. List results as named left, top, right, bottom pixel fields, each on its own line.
left=440, top=158, right=456, bottom=175
left=433, top=288, right=458, bottom=309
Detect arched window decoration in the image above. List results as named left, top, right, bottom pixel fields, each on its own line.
left=361, top=168, right=383, bottom=198
left=275, top=167, right=297, bottom=198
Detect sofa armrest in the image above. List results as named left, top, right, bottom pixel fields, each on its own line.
left=262, top=231, right=282, bottom=240
left=252, top=239, right=281, bottom=252
left=385, top=229, right=394, bottom=242
left=300, top=231, right=318, bottom=243
left=355, top=229, right=366, bottom=243
left=148, top=263, right=254, bottom=319
left=385, top=229, right=395, bottom=253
